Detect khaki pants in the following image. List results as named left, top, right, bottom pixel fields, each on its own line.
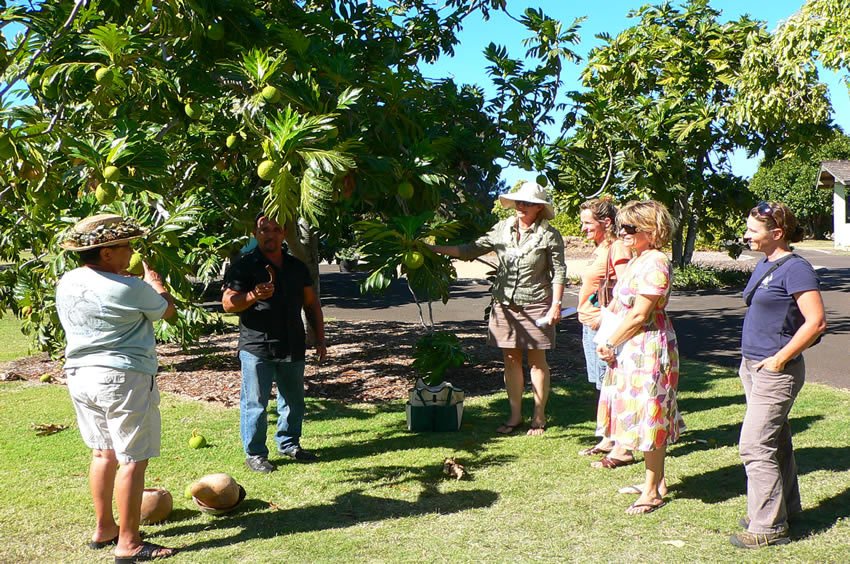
left=738, top=356, right=805, bottom=533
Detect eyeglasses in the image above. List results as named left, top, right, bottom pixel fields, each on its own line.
left=515, top=201, right=538, bottom=208
left=618, top=224, right=640, bottom=235
left=756, top=201, right=774, bottom=217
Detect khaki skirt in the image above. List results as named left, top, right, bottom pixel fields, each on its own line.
left=488, top=301, right=555, bottom=350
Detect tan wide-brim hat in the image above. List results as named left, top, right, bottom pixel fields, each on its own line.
left=60, top=213, right=147, bottom=251
left=498, top=181, right=555, bottom=220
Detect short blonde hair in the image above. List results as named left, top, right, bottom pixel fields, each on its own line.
left=617, top=200, right=675, bottom=249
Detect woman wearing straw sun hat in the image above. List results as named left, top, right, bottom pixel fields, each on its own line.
left=427, top=181, right=566, bottom=436
left=55, top=214, right=179, bottom=562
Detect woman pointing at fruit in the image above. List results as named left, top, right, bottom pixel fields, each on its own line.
left=427, top=181, right=566, bottom=435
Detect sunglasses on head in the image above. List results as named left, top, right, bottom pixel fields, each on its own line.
left=618, top=223, right=640, bottom=235
left=756, top=201, right=774, bottom=217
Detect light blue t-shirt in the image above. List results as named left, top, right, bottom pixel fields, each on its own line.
left=56, top=267, right=168, bottom=375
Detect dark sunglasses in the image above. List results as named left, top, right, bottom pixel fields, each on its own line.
left=756, top=201, right=774, bottom=217
left=618, top=224, right=640, bottom=235
left=515, top=201, right=539, bottom=208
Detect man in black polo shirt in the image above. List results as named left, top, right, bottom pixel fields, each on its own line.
left=223, top=214, right=327, bottom=473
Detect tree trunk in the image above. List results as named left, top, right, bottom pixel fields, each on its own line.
left=683, top=210, right=698, bottom=266
left=670, top=194, right=687, bottom=268
left=286, top=217, right=321, bottom=346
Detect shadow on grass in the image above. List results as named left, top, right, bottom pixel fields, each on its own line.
left=159, top=487, right=499, bottom=552
left=670, top=415, right=824, bottom=458
left=673, top=432, right=846, bottom=506
left=678, top=392, right=746, bottom=414
left=794, top=486, right=850, bottom=539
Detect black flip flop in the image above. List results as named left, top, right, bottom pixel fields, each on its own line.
left=114, top=542, right=178, bottom=563
left=89, top=531, right=145, bottom=550
left=88, top=535, right=118, bottom=550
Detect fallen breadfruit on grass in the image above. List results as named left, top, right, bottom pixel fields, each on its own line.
left=140, top=488, right=173, bottom=524
left=39, top=374, right=51, bottom=383
left=190, top=473, right=244, bottom=513
left=188, top=429, right=207, bottom=449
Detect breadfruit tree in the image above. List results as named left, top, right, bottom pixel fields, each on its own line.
left=0, top=0, right=578, bottom=351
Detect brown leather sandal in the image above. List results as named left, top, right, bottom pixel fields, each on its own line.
left=578, top=446, right=612, bottom=457
left=592, top=455, right=636, bottom=469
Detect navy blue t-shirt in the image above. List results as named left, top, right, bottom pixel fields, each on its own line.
left=741, top=255, right=820, bottom=361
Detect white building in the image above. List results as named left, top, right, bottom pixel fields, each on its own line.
left=816, top=160, right=850, bottom=248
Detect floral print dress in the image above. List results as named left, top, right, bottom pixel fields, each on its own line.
left=595, top=249, right=684, bottom=451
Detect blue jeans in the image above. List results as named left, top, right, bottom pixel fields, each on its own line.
left=582, top=325, right=607, bottom=391
left=239, top=350, right=306, bottom=457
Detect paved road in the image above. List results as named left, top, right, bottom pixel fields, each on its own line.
left=320, top=248, right=849, bottom=390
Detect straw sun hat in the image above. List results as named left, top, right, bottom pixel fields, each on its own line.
left=60, top=213, right=146, bottom=251
left=498, top=181, right=555, bottom=220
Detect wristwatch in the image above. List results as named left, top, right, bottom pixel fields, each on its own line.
left=605, top=341, right=615, bottom=350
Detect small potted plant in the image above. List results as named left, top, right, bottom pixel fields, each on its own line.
left=335, top=245, right=360, bottom=272
left=406, top=331, right=468, bottom=432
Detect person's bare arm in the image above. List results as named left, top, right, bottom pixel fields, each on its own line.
left=426, top=244, right=463, bottom=258
left=142, top=263, right=177, bottom=322
left=596, top=292, right=663, bottom=364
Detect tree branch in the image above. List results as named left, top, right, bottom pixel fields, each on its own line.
left=406, top=278, right=428, bottom=329
left=582, top=145, right=615, bottom=199
left=0, top=0, right=86, bottom=98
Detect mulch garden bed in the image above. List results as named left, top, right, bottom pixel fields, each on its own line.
left=0, top=320, right=584, bottom=406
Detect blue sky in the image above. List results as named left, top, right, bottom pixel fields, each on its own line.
left=421, top=0, right=850, bottom=184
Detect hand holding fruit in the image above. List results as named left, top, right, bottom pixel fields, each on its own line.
left=251, top=280, right=274, bottom=301
left=126, top=251, right=144, bottom=276
left=143, top=263, right=168, bottom=293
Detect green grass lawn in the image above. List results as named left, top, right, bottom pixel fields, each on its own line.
left=0, top=314, right=31, bottom=363
left=1, top=360, right=848, bottom=563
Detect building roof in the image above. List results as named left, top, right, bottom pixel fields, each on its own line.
left=816, top=160, right=850, bottom=189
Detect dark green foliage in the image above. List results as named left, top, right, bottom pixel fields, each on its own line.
left=749, top=130, right=850, bottom=238
left=673, top=264, right=751, bottom=291
left=412, top=331, right=468, bottom=386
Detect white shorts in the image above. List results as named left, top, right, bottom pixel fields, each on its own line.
left=65, top=366, right=161, bottom=464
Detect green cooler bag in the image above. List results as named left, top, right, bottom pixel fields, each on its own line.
left=406, top=381, right=464, bottom=432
